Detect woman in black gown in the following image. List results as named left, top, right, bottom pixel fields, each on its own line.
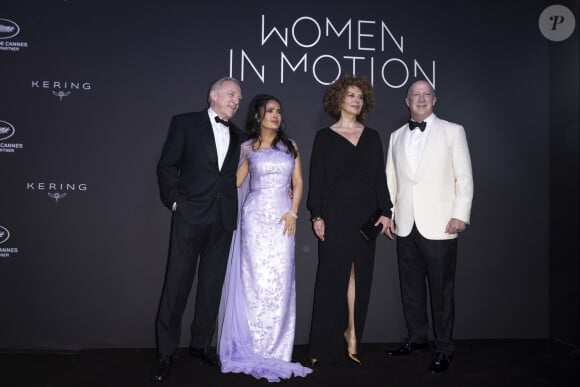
left=307, top=74, right=393, bottom=366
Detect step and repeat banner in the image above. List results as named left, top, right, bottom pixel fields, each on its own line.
left=0, top=0, right=575, bottom=349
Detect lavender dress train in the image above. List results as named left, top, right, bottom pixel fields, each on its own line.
left=217, top=140, right=312, bottom=382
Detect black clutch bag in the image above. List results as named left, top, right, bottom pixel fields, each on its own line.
left=359, top=209, right=382, bottom=241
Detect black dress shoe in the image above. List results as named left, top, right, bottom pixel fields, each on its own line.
left=385, top=341, right=429, bottom=356
left=189, top=347, right=221, bottom=367
left=429, top=352, right=453, bottom=373
left=151, top=356, right=172, bottom=382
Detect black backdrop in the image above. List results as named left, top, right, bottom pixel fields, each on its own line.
left=1, top=0, right=578, bottom=350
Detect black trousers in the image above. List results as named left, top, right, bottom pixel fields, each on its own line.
left=155, top=210, right=232, bottom=359
left=396, top=224, right=457, bottom=356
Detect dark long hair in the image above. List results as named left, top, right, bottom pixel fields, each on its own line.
left=244, top=94, right=297, bottom=158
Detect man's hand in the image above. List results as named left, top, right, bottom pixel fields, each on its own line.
left=377, top=216, right=394, bottom=240
left=445, top=218, right=466, bottom=234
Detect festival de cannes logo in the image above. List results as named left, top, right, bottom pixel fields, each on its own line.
left=0, top=225, right=10, bottom=244
left=0, top=225, right=18, bottom=258
left=0, top=19, right=19, bottom=40
left=0, top=120, right=14, bottom=141
left=0, top=119, right=23, bottom=153
left=0, top=18, right=27, bottom=52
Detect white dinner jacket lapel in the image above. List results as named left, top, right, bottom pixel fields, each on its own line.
left=413, top=115, right=440, bottom=182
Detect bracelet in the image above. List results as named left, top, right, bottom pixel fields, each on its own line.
left=311, top=216, right=323, bottom=222
left=288, top=211, right=298, bottom=219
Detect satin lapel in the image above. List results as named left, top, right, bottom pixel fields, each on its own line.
left=223, top=126, right=240, bottom=166
left=202, top=119, right=219, bottom=168
left=396, top=125, right=415, bottom=178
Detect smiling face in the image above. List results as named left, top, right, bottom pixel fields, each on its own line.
left=210, top=79, right=242, bottom=120
left=340, top=86, right=364, bottom=117
left=405, top=80, right=437, bottom=122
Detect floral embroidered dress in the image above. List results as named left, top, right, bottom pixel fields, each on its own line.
left=217, top=140, right=312, bottom=382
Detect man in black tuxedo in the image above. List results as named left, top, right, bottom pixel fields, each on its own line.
left=151, top=76, right=244, bottom=382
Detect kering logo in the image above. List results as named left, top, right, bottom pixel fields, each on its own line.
left=48, top=192, right=67, bottom=202
left=0, top=225, right=10, bottom=244
left=0, top=19, right=19, bottom=39
left=26, top=182, right=89, bottom=202
left=31, top=80, right=93, bottom=101
left=53, top=91, right=71, bottom=101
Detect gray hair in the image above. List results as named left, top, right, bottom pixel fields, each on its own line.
left=406, top=80, right=436, bottom=98
left=207, top=76, right=241, bottom=104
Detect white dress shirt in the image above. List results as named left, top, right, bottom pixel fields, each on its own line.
left=208, top=108, right=230, bottom=170
left=404, top=114, right=433, bottom=176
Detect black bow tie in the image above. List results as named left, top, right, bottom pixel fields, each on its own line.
left=214, top=116, right=231, bottom=127
left=408, top=120, right=426, bottom=131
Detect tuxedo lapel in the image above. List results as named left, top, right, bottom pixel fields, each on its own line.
left=201, top=119, right=219, bottom=168
left=223, top=126, right=240, bottom=167
left=414, top=116, right=440, bottom=181
left=396, top=125, right=416, bottom=179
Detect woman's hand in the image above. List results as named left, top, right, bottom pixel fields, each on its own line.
left=312, top=218, right=325, bottom=241
left=280, top=212, right=298, bottom=237
left=377, top=216, right=395, bottom=240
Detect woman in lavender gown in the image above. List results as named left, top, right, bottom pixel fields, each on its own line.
left=217, top=94, right=312, bottom=382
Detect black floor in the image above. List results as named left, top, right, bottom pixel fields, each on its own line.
left=1, top=340, right=579, bottom=387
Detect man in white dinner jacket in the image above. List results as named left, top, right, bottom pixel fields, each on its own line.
left=384, top=79, right=473, bottom=373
